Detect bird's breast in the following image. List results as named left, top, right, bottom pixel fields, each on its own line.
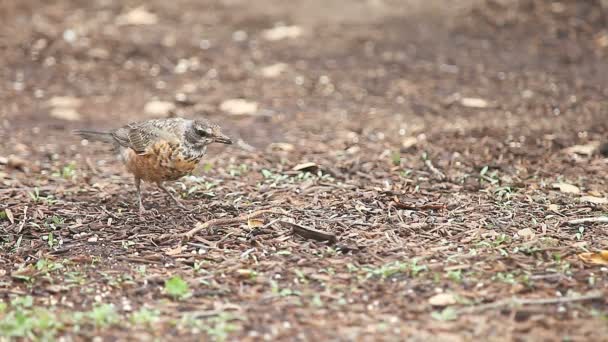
left=122, top=141, right=203, bottom=182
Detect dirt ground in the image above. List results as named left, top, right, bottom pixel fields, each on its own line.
left=1, top=0, right=608, bottom=340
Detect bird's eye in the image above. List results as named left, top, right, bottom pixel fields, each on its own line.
left=196, top=128, right=209, bottom=137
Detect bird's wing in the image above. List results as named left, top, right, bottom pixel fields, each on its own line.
left=111, top=121, right=181, bottom=154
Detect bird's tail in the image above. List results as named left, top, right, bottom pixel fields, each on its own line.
left=72, top=129, right=115, bottom=144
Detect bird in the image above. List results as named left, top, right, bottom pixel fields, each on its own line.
left=73, top=117, right=232, bottom=213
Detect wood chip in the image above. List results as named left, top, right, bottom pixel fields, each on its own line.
left=460, top=97, right=489, bottom=108
left=552, top=183, right=580, bottom=194
left=279, top=221, right=337, bottom=243
left=580, top=196, right=608, bottom=204
left=428, top=293, right=457, bottom=306
left=220, top=99, right=259, bottom=115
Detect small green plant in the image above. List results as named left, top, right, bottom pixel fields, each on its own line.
left=479, top=166, right=500, bottom=185
left=575, top=227, right=585, bottom=240
left=87, top=304, right=120, bottom=328
left=447, top=270, right=463, bottom=283
left=130, top=308, right=160, bottom=326
left=391, top=151, right=401, bottom=166
left=28, top=188, right=56, bottom=205
left=431, top=307, right=458, bottom=321
left=164, top=276, right=191, bottom=299
left=53, top=162, right=77, bottom=179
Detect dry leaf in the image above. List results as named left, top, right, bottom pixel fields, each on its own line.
left=165, top=244, right=185, bottom=256
left=548, top=203, right=559, bottom=212
left=580, top=196, right=608, bottom=204
left=578, top=251, right=608, bottom=265
left=401, top=137, right=418, bottom=149
left=260, top=63, right=288, bottom=78
left=460, top=97, right=489, bottom=108
left=262, top=25, right=302, bottom=41
left=220, top=99, right=259, bottom=115
left=268, top=142, right=295, bottom=152
left=116, top=6, right=158, bottom=26
left=292, top=162, right=318, bottom=172
left=552, top=183, right=580, bottom=194
left=563, top=142, right=600, bottom=156
left=247, top=218, right=264, bottom=229
left=7, top=155, right=27, bottom=170
left=428, top=293, right=457, bottom=306
left=144, top=100, right=175, bottom=116
left=47, top=96, right=82, bottom=108
left=50, top=107, right=81, bottom=121
left=517, top=227, right=535, bottom=240
left=4, top=208, right=14, bottom=224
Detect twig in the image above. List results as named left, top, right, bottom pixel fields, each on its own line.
left=165, top=209, right=285, bottom=240
left=16, top=206, right=27, bottom=234
left=394, top=202, right=446, bottom=211
left=458, top=292, right=604, bottom=314
left=424, top=159, right=445, bottom=180
left=279, top=221, right=337, bottom=243
left=566, top=216, right=608, bottom=225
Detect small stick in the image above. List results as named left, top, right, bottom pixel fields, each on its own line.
left=567, top=216, right=608, bottom=225
left=394, top=202, right=446, bottom=211
left=425, top=159, right=445, bottom=180
left=458, top=292, right=604, bottom=314
left=165, top=209, right=285, bottom=240
left=17, top=206, right=28, bottom=234
left=279, top=221, right=337, bottom=243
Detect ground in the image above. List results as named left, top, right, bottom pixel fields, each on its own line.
left=1, top=0, right=608, bottom=340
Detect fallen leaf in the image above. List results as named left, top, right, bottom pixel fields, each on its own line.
left=116, top=6, right=158, bottom=26
left=47, top=96, right=82, bottom=108
left=247, top=218, right=264, bottom=229
left=578, top=251, right=608, bottom=265
left=144, top=100, right=175, bottom=116
left=293, top=162, right=318, bottom=172
left=517, top=228, right=536, bottom=240
left=580, top=196, right=608, bottom=204
left=548, top=203, right=559, bottom=212
left=401, top=137, right=418, bottom=149
left=4, top=208, right=14, bottom=224
left=165, top=244, right=185, bottom=256
left=262, top=25, right=302, bottom=41
left=268, top=142, right=295, bottom=152
left=260, top=63, right=288, bottom=78
left=563, top=142, right=600, bottom=156
left=220, top=99, right=258, bottom=115
left=552, top=183, right=580, bottom=194
left=50, top=107, right=81, bottom=121
left=87, top=235, right=98, bottom=243
left=7, top=155, right=27, bottom=170
left=428, top=293, right=457, bottom=306
left=460, top=97, right=489, bottom=108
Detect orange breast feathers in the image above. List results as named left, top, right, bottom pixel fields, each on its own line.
left=122, top=141, right=199, bottom=183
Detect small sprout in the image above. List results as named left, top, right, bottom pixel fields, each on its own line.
left=87, top=304, right=120, bottom=328
left=202, top=162, right=214, bottom=172
left=130, top=308, right=160, bottom=326
left=311, top=294, right=323, bottom=307
left=261, top=169, right=273, bottom=178
left=164, top=276, right=191, bottom=299
left=575, top=227, right=585, bottom=240
left=447, top=270, right=463, bottom=283
left=431, top=307, right=458, bottom=321
left=391, top=151, right=401, bottom=166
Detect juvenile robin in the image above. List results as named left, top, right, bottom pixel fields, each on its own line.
left=73, top=117, right=232, bottom=213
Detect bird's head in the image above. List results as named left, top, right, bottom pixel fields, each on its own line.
left=186, top=120, right=232, bottom=148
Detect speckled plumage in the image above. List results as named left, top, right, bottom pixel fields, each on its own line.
left=74, top=117, right=232, bottom=213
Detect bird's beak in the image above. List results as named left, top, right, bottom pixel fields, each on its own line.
left=214, top=134, right=233, bottom=145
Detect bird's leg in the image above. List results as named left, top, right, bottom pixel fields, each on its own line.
left=157, top=182, right=186, bottom=209
left=134, top=177, right=145, bottom=214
